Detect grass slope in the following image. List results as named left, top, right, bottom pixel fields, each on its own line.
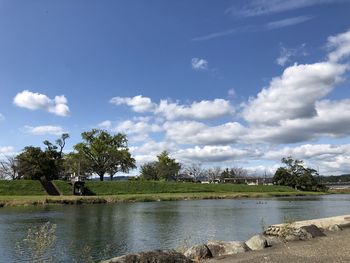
left=0, top=180, right=47, bottom=196
left=79, top=181, right=296, bottom=195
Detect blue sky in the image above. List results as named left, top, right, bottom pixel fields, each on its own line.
left=1, top=0, right=350, bottom=175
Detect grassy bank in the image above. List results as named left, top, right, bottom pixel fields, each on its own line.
left=0, top=180, right=47, bottom=195
left=54, top=180, right=298, bottom=195
left=0, top=180, right=326, bottom=207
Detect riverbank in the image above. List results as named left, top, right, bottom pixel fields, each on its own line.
left=0, top=191, right=323, bottom=207
left=102, top=214, right=350, bottom=263
left=207, top=226, right=350, bottom=263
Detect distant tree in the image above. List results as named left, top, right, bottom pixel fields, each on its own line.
left=0, top=155, right=20, bottom=180
left=204, top=167, right=222, bottom=182
left=73, top=129, right=136, bottom=181
left=140, top=162, right=159, bottom=180
left=221, top=167, right=248, bottom=179
left=140, top=151, right=181, bottom=181
left=273, top=156, right=321, bottom=191
left=156, top=151, right=181, bottom=180
left=183, top=163, right=203, bottom=180
left=63, top=152, right=92, bottom=178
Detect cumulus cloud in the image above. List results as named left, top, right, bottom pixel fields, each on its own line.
left=114, top=120, right=162, bottom=134
left=110, top=95, right=234, bottom=120
left=156, top=99, right=234, bottom=120
left=243, top=62, right=348, bottom=125
left=327, top=29, right=350, bottom=62
left=110, top=95, right=156, bottom=113
left=13, top=90, right=70, bottom=117
left=164, top=121, right=246, bottom=145
left=245, top=99, right=350, bottom=143
left=264, top=144, right=350, bottom=175
left=191, top=58, right=209, bottom=70
left=23, top=125, right=67, bottom=136
left=175, top=145, right=257, bottom=163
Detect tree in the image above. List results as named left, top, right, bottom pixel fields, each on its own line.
left=183, top=163, right=203, bottom=181
left=0, top=155, right=20, bottom=180
left=204, top=167, right=222, bottom=182
left=139, top=151, right=181, bottom=181
left=73, top=129, right=136, bottom=181
left=16, top=134, right=70, bottom=180
left=220, top=167, right=248, bottom=179
left=17, top=147, right=55, bottom=180
left=273, top=156, right=321, bottom=191
left=140, top=162, right=159, bottom=180
left=63, top=152, right=92, bottom=178
left=155, top=151, right=181, bottom=180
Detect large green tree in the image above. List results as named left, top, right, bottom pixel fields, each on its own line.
left=73, top=129, right=136, bottom=181
left=16, top=134, right=69, bottom=180
left=273, top=156, right=321, bottom=191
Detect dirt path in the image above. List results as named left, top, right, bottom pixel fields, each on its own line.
left=206, top=228, right=350, bottom=263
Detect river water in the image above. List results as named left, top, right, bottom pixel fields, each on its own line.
left=0, top=194, right=349, bottom=262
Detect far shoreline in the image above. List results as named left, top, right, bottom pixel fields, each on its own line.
left=0, top=191, right=327, bottom=208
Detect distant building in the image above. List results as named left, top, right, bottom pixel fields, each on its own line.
left=222, top=177, right=273, bottom=185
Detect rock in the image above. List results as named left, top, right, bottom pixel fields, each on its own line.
left=245, top=235, right=268, bottom=250
left=300, top=224, right=326, bottom=238
left=184, top=244, right=212, bottom=261
left=329, top=224, right=342, bottom=232
left=206, top=240, right=250, bottom=257
left=264, top=235, right=284, bottom=247
left=283, top=225, right=325, bottom=242
left=101, top=250, right=193, bottom=263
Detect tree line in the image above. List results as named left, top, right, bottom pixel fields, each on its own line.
left=0, top=129, right=136, bottom=181
left=0, top=128, right=324, bottom=191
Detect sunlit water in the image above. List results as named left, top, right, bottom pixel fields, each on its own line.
left=0, top=194, right=350, bottom=262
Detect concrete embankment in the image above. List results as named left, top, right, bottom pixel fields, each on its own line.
left=101, top=214, right=350, bottom=263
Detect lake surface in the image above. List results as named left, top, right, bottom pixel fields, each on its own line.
left=1, top=194, right=350, bottom=262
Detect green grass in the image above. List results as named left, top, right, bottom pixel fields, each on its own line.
left=52, top=180, right=73, bottom=195
left=0, top=180, right=47, bottom=196
left=0, top=180, right=325, bottom=207
left=80, top=181, right=296, bottom=195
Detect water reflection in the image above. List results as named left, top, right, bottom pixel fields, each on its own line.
left=0, top=194, right=349, bottom=262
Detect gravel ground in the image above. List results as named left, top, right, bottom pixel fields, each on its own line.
left=206, top=228, right=350, bottom=263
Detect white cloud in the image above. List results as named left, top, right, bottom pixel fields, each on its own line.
left=98, top=120, right=112, bottom=129
left=114, top=120, right=162, bottom=135
left=110, top=95, right=156, bottom=113
left=276, top=43, right=307, bottom=66
left=176, top=145, right=257, bottom=163
left=110, top=95, right=234, bottom=120
left=164, top=121, right=245, bottom=145
left=0, top=146, right=16, bottom=156
left=327, top=29, right=350, bottom=62
left=156, top=99, right=234, bottom=120
left=243, top=62, right=348, bottom=125
left=23, top=125, right=67, bottom=136
left=264, top=144, right=350, bottom=175
left=227, top=0, right=341, bottom=17
left=13, top=90, right=70, bottom=117
left=245, top=99, right=350, bottom=143
left=191, top=58, right=209, bottom=70
left=265, top=16, right=313, bottom=30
